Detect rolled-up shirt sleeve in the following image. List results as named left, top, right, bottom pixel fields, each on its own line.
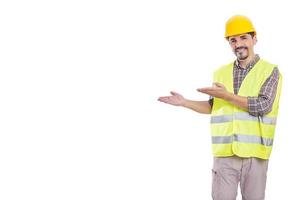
left=247, top=67, right=279, bottom=116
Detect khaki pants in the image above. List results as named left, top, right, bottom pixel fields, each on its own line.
left=212, top=156, right=269, bottom=200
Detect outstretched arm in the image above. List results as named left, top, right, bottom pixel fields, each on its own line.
left=158, top=91, right=212, bottom=114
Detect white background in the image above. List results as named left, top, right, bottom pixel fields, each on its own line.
left=0, top=0, right=298, bottom=199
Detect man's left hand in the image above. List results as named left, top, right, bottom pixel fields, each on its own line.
left=197, top=82, right=228, bottom=99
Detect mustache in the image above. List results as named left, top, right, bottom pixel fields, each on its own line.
left=235, top=46, right=248, bottom=52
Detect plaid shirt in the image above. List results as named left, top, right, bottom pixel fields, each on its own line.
left=209, top=54, right=279, bottom=116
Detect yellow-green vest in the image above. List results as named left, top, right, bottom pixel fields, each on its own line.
left=211, top=59, right=282, bottom=159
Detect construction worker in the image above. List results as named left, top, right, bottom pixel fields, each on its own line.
left=158, top=15, right=282, bottom=200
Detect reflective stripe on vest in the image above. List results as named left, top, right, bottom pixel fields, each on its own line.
left=211, top=112, right=277, bottom=125
left=212, top=134, right=273, bottom=146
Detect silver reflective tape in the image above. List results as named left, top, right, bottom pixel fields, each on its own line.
left=234, top=134, right=273, bottom=146
left=210, top=112, right=277, bottom=125
left=212, top=134, right=273, bottom=146
left=210, top=115, right=233, bottom=123
left=234, top=112, right=257, bottom=121
left=211, top=136, right=233, bottom=144
left=235, top=112, right=277, bottom=125
left=259, top=116, right=277, bottom=125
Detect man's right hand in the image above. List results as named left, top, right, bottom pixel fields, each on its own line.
left=157, top=91, right=186, bottom=106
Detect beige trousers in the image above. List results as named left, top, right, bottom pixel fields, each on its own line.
left=212, top=156, right=269, bottom=200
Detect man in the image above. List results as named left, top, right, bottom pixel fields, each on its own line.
left=157, top=15, right=282, bottom=200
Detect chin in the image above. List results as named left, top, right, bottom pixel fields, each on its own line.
left=236, top=53, right=249, bottom=61
left=238, top=56, right=248, bottom=60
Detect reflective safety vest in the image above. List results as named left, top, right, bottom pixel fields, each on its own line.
left=211, top=59, right=282, bottom=159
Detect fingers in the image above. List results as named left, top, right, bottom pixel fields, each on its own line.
left=170, top=91, right=180, bottom=96
left=158, top=91, right=177, bottom=102
left=197, top=88, right=203, bottom=92
left=158, top=91, right=179, bottom=103
left=197, top=87, right=215, bottom=92
left=157, top=96, right=171, bottom=103
left=214, top=82, right=225, bottom=88
left=197, top=87, right=216, bottom=97
left=199, top=90, right=213, bottom=95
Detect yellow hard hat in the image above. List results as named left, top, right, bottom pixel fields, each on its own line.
left=225, top=15, right=256, bottom=38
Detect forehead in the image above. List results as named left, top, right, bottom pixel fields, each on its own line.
left=228, top=33, right=251, bottom=40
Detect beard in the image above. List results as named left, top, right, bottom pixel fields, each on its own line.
left=234, top=46, right=249, bottom=60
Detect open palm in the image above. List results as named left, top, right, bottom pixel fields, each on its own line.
left=157, top=91, right=185, bottom=106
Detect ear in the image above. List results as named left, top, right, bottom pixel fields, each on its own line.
left=253, top=35, right=257, bottom=45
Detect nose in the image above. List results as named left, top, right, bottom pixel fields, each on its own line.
left=235, top=40, right=243, bottom=48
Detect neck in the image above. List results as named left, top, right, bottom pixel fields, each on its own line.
left=238, top=53, right=255, bottom=69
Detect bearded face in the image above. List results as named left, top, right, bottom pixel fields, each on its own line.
left=228, top=33, right=257, bottom=61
